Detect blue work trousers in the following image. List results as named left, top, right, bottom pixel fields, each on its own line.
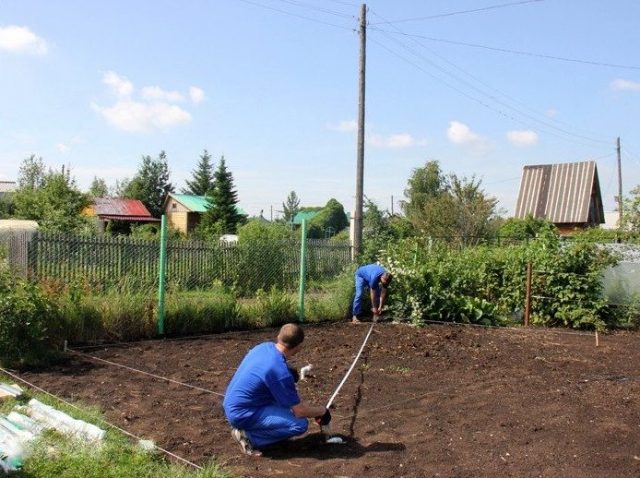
left=242, top=405, right=308, bottom=449
left=352, top=275, right=380, bottom=316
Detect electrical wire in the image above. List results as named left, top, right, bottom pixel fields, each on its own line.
left=367, top=9, right=612, bottom=147
left=235, top=0, right=356, bottom=30
left=369, top=29, right=640, bottom=71
left=273, top=0, right=355, bottom=18
left=369, top=0, right=544, bottom=25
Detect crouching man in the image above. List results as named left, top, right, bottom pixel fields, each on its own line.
left=223, top=323, right=331, bottom=456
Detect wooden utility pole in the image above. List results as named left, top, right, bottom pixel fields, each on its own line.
left=353, top=3, right=367, bottom=259
left=617, top=137, right=623, bottom=227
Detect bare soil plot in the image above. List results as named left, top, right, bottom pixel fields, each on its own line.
left=20, top=322, right=640, bottom=478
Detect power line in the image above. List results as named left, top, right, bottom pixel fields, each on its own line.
left=235, top=0, right=357, bottom=30
left=369, top=29, right=640, bottom=71
left=367, top=21, right=610, bottom=146
left=274, top=0, right=355, bottom=18
left=369, top=0, right=544, bottom=25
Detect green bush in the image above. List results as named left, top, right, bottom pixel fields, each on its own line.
left=384, top=231, right=618, bottom=330
left=0, top=272, right=64, bottom=367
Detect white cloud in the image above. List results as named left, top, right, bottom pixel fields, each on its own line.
left=189, top=86, right=205, bottom=104
left=92, top=100, right=192, bottom=133
left=0, top=25, right=47, bottom=55
left=56, top=143, right=69, bottom=153
left=447, top=121, right=485, bottom=145
left=546, top=108, right=558, bottom=118
left=369, top=133, right=425, bottom=149
left=326, top=120, right=357, bottom=133
left=506, top=130, right=539, bottom=147
left=141, top=86, right=184, bottom=102
left=95, top=71, right=198, bottom=133
left=103, top=71, right=134, bottom=98
left=610, top=78, right=640, bottom=92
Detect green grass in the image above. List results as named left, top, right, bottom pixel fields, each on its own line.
left=0, top=376, right=231, bottom=478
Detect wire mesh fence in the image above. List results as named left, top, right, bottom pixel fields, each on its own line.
left=15, top=231, right=352, bottom=295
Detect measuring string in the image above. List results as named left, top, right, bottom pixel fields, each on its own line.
left=325, top=322, right=375, bottom=409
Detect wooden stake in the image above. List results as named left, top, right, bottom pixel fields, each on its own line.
left=595, top=330, right=599, bottom=347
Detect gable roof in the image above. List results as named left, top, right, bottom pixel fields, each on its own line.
left=90, top=198, right=158, bottom=221
left=165, top=193, right=247, bottom=215
left=292, top=210, right=320, bottom=225
left=514, top=161, right=604, bottom=224
left=168, top=193, right=210, bottom=212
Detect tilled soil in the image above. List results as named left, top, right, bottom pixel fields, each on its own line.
left=19, top=322, right=640, bottom=478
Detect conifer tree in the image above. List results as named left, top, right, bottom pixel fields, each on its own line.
left=183, top=149, right=215, bottom=195
left=200, top=156, right=245, bottom=234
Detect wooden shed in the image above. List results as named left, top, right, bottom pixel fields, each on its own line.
left=514, top=160, right=605, bottom=235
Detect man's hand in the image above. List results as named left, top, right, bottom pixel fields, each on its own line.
left=315, top=408, right=331, bottom=426
left=287, top=365, right=300, bottom=383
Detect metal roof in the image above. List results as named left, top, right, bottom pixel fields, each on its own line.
left=92, top=198, right=155, bottom=219
left=169, top=194, right=210, bottom=212
left=166, top=193, right=247, bottom=215
left=514, top=161, right=604, bottom=224
left=292, top=210, right=320, bottom=225
left=0, top=181, right=17, bottom=194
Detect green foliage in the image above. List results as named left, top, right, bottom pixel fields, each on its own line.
left=307, top=198, right=349, bottom=239
left=0, top=272, right=64, bottom=367
left=305, top=266, right=356, bottom=322
left=623, top=184, right=640, bottom=232
left=241, top=286, right=296, bottom=327
left=0, top=194, right=15, bottom=218
left=165, top=286, right=242, bottom=335
left=498, top=215, right=556, bottom=241
left=360, top=198, right=414, bottom=263
left=183, top=149, right=215, bottom=196
left=122, top=151, right=174, bottom=218
left=401, top=160, right=498, bottom=244
left=200, top=156, right=245, bottom=235
left=13, top=158, right=91, bottom=233
left=384, top=231, right=618, bottom=330
left=88, top=176, right=109, bottom=198
left=282, top=191, right=301, bottom=223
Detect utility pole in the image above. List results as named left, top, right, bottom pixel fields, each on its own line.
left=617, top=137, right=623, bottom=227
left=353, top=3, right=367, bottom=259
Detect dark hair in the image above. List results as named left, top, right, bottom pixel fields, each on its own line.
left=277, top=323, right=305, bottom=349
left=381, top=272, right=393, bottom=288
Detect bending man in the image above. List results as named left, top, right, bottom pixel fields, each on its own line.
left=352, top=263, right=392, bottom=323
left=223, top=323, right=331, bottom=456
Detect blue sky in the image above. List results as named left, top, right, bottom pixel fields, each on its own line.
left=1, top=0, right=639, bottom=218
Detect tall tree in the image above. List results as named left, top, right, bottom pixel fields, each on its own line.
left=402, top=161, right=498, bottom=243
left=89, top=176, right=109, bottom=198
left=122, top=151, right=174, bottom=218
left=13, top=160, right=90, bottom=233
left=200, top=156, right=245, bottom=234
left=183, top=149, right=215, bottom=195
left=282, top=191, right=301, bottom=223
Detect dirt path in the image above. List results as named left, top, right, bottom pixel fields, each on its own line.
left=20, top=322, right=640, bottom=477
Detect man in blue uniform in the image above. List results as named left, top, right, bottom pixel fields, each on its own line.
left=352, top=263, right=392, bottom=323
left=223, top=323, right=331, bottom=456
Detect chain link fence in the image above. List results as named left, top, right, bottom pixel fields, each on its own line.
left=8, top=231, right=352, bottom=295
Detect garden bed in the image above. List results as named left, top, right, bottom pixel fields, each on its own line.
left=19, top=322, right=640, bottom=477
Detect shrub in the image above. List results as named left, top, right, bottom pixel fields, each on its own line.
left=241, top=286, right=296, bottom=327
left=0, top=272, right=64, bottom=367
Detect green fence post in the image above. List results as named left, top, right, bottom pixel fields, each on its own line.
left=298, top=219, right=308, bottom=322
left=157, top=215, right=168, bottom=335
